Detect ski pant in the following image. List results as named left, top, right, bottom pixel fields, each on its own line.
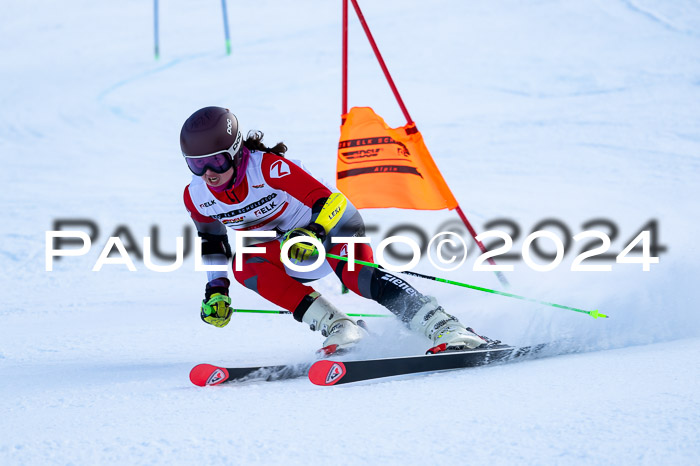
left=232, top=204, right=425, bottom=323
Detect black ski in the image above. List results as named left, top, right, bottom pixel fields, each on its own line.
left=308, top=343, right=551, bottom=386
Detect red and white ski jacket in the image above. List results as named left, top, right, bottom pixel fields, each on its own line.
left=184, top=150, right=332, bottom=236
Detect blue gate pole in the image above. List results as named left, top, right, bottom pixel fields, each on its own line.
left=221, top=0, right=231, bottom=55
left=154, top=0, right=160, bottom=59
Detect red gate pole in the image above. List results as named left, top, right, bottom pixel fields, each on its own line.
left=342, top=0, right=348, bottom=116
left=349, top=0, right=413, bottom=125
left=455, top=206, right=510, bottom=288
left=347, top=0, right=509, bottom=287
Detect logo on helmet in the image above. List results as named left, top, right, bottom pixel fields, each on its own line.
left=226, top=118, right=233, bottom=135
left=231, top=131, right=242, bottom=154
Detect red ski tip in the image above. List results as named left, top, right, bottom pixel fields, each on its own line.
left=190, top=364, right=229, bottom=387
left=308, top=360, right=347, bottom=386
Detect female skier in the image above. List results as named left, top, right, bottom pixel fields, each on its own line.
left=181, top=106, right=485, bottom=354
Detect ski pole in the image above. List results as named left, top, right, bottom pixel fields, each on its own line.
left=325, top=253, right=608, bottom=319
left=232, top=308, right=390, bottom=318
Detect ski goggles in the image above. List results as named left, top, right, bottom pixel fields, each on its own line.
left=183, top=131, right=243, bottom=176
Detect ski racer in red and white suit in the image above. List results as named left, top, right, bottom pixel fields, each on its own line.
left=180, top=106, right=485, bottom=353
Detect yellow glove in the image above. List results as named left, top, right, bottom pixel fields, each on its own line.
left=281, top=226, right=325, bottom=263
left=201, top=293, right=232, bottom=328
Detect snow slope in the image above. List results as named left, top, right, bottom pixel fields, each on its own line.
left=1, top=0, right=699, bottom=464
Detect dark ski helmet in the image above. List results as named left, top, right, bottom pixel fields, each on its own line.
left=180, top=106, right=244, bottom=176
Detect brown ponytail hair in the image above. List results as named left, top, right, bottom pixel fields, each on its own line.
left=243, top=130, right=287, bottom=156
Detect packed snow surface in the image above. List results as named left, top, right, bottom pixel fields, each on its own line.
left=1, top=0, right=699, bottom=464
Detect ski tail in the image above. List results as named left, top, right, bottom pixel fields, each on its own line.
left=308, top=360, right=347, bottom=386
left=190, top=362, right=314, bottom=386
left=190, top=364, right=229, bottom=386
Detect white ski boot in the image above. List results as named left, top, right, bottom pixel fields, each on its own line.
left=302, top=295, right=366, bottom=354
left=410, top=296, right=485, bottom=351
